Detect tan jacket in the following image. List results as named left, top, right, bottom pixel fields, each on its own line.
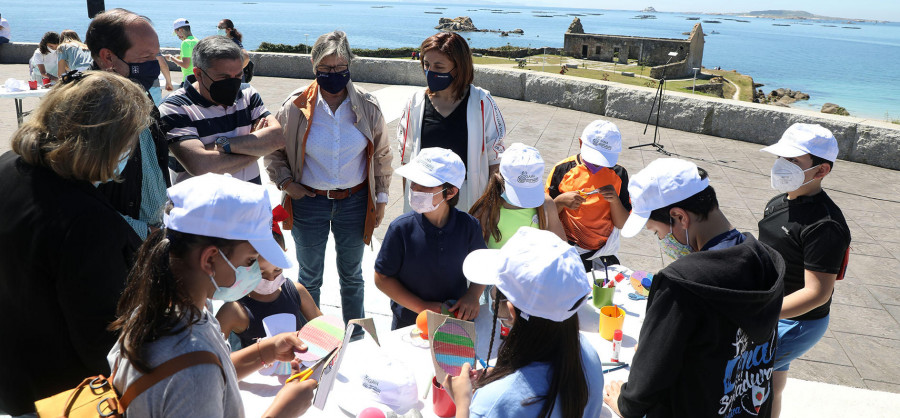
left=264, top=80, right=392, bottom=245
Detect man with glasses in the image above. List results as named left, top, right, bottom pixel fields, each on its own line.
left=161, top=35, right=284, bottom=185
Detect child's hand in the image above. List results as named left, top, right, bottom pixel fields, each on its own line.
left=442, top=362, right=476, bottom=407
left=555, top=191, right=586, bottom=210
left=271, top=331, right=308, bottom=362
left=604, top=380, right=625, bottom=417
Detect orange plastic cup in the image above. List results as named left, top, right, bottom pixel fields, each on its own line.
left=599, top=306, right=625, bottom=341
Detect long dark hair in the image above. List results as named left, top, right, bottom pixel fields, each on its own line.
left=476, top=292, right=588, bottom=418
left=109, top=226, right=240, bottom=373
left=221, top=19, right=242, bottom=42
left=469, top=172, right=547, bottom=244
left=39, top=31, right=60, bottom=55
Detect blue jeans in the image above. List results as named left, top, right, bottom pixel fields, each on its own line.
left=773, top=315, right=830, bottom=371
left=291, top=188, right=367, bottom=327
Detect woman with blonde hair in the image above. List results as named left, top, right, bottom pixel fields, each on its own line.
left=0, top=71, right=151, bottom=415
left=56, top=29, right=93, bottom=77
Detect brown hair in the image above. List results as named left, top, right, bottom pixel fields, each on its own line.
left=39, top=31, right=60, bottom=55
left=86, top=8, right=151, bottom=61
left=469, top=172, right=547, bottom=244
left=10, top=71, right=152, bottom=183
left=220, top=19, right=243, bottom=43
left=420, top=32, right=473, bottom=101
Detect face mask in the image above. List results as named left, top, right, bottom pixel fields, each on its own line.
left=425, top=69, right=453, bottom=92
left=659, top=223, right=692, bottom=260
left=201, top=69, right=242, bottom=106
left=254, top=272, right=286, bottom=295
left=583, top=160, right=602, bottom=174
left=409, top=188, right=446, bottom=214
left=316, top=69, right=350, bottom=94
left=770, top=158, right=819, bottom=193
left=217, top=28, right=227, bottom=36
left=94, top=150, right=131, bottom=186
left=208, top=248, right=263, bottom=301
left=116, top=54, right=161, bottom=91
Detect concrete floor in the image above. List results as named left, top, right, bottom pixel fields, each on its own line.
left=3, top=64, right=900, bottom=415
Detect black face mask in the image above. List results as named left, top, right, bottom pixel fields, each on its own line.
left=200, top=69, right=242, bottom=106
left=116, top=54, right=161, bottom=91
left=316, top=69, right=350, bottom=94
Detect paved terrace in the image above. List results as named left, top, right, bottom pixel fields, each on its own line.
left=2, top=64, right=900, bottom=412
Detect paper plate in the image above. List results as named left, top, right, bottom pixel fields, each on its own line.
left=296, top=315, right=345, bottom=362
left=431, top=322, right=475, bottom=377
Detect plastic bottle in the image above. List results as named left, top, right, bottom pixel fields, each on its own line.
left=611, top=329, right=623, bottom=362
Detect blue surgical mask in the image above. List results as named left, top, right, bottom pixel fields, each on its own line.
left=94, top=150, right=131, bottom=187
left=208, top=249, right=263, bottom=301
left=425, top=69, right=453, bottom=92
left=659, top=224, right=692, bottom=260
left=217, top=28, right=227, bottom=36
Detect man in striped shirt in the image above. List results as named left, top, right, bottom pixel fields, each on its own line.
left=161, top=36, right=284, bottom=184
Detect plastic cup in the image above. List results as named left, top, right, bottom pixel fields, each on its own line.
left=42, top=77, right=50, bottom=86
left=432, top=376, right=456, bottom=417
left=28, top=80, right=38, bottom=90
left=599, top=305, right=625, bottom=341
left=592, top=285, right=615, bottom=309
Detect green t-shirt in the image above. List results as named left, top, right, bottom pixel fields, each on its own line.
left=179, top=36, right=199, bottom=78
left=489, top=206, right=540, bottom=249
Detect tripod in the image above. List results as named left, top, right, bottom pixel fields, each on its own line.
left=629, top=54, right=675, bottom=155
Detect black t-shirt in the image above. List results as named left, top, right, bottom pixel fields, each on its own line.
left=757, top=191, right=850, bottom=320
left=421, top=90, right=470, bottom=175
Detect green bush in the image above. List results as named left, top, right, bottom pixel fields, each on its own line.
left=256, top=42, right=562, bottom=60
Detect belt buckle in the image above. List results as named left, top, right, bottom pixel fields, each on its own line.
left=326, top=189, right=336, bottom=199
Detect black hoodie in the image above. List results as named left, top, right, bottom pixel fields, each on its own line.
left=618, top=233, right=785, bottom=418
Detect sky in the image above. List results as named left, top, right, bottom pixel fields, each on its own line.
left=396, top=0, right=899, bottom=22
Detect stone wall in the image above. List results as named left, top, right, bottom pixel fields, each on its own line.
left=2, top=42, right=898, bottom=170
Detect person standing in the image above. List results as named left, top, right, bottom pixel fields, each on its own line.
left=265, top=30, right=392, bottom=331
left=217, top=18, right=250, bottom=70
left=86, top=8, right=172, bottom=240
left=162, top=36, right=284, bottom=185
left=0, top=13, right=9, bottom=44
left=0, top=71, right=150, bottom=416
left=397, top=32, right=506, bottom=212
left=165, top=18, right=199, bottom=87
left=756, top=124, right=851, bottom=418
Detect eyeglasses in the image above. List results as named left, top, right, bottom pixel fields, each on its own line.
left=315, top=64, right=349, bottom=73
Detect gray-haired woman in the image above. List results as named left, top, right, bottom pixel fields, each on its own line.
left=265, top=31, right=392, bottom=334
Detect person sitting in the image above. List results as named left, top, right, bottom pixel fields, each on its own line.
left=29, top=31, right=60, bottom=82
left=546, top=120, right=630, bottom=272
left=374, top=148, right=486, bottom=329
left=0, top=71, right=149, bottom=416
left=56, top=29, right=93, bottom=77
left=445, top=227, right=605, bottom=417
left=216, top=206, right=322, bottom=350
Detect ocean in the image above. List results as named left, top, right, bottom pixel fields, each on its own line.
left=2, top=0, right=899, bottom=119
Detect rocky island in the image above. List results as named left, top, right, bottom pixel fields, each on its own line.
left=435, top=16, right=524, bottom=35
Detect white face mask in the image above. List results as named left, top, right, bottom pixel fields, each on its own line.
left=253, top=272, right=286, bottom=295
left=409, top=188, right=446, bottom=214
left=770, top=158, right=819, bottom=193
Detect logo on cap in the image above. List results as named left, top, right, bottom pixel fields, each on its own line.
left=363, top=375, right=381, bottom=394
left=592, top=137, right=613, bottom=150
left=517, top=171, right=539, bottom=184
left=417, top=158, right=436, bottom=172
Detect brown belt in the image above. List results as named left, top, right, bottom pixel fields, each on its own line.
left=303, top=181, right=366, bottom=200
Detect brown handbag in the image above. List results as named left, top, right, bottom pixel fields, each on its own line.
left=281, top=193, right=293, bottom=231
left=35, top=351, right=224, bottom=417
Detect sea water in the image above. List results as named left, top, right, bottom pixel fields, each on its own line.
left=3, top=0, right=898, bottom=119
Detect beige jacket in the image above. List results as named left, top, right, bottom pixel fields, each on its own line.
left=264, top=80, right=392, bottom=244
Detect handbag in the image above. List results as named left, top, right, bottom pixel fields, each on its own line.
left=34, top=351, right=223, bottom=417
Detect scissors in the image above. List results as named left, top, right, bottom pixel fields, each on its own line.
left=285, top=346, right=337, bottom=384
left=579, top=189, right=601, bottom=196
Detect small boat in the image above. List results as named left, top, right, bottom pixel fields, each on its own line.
left=710, top=30, right=720, bottom=34
left=686, top=17, right=700, bottom=20
left=842, top=26, right=862, bottom=29
left=702, top=20, right=721, bottom=23
left=773, top=24, right=790, bottom=27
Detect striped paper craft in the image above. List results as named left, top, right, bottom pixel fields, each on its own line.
left=296, top=315, right=345, bottom=362
left=432, top=322, right=475, bottom=377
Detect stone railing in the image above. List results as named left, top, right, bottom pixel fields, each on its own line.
left=3, top=43, right=898, bottom=170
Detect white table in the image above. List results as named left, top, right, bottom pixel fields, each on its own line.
left=240, top=268, right=647, bottom=417
left=0, top=87, right=49, bottom=126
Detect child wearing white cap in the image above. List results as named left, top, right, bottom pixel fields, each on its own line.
left=757, top=123, right=851, bottom=418
left=443, top=227, right=604, bottom=417
left=375, top=148, right=487, bottom=329
left=469, top=142, right=565, bottom=248
left=108, top=173, right=315, bottom=417
left=546, top=120, right=631, bottom=272
left=605, top=158, right=784, bottom=418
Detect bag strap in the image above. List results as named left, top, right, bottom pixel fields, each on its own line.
left=119, top=351, right=224, bottom=411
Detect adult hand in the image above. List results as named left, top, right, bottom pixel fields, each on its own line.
left=165, top=82, right=174, bottom=91
left=450, top=293, right=480, bottom=321
left=265, top=377, right=317, bottom=418
left=442, top=362, right=475, bottom=407
left=271, top=331, right=308, bottom=362
left=603, top=380, right=625, bottom=417
left=284, top=182, right=316, bottom=200
left=164, top=54, right=175, bottom=62
left=596, top=185, right=620, bottom=204
left=555, top=191, right=586, bottom=210
left=374, top=202, right=387, bottom=227
left=252, top=117, right=269, bottom=132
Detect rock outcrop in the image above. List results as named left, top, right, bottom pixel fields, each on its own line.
left=568, top=18, right=585, bottom=34
left=822, top=103, right=850, bottom=116
left=435, top=16, right=478, bottom=32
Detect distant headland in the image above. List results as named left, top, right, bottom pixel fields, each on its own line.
left=702, top=9, right=891, bottom=24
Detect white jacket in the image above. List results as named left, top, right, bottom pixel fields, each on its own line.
left=397, top=85, right=506, bottom=212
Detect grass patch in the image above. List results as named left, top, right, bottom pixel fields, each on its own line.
left=472, top=55, right=517, bottom=65
left=522, top=65, right=724, bottom=99
left=705, top=68, right=753, bottom=101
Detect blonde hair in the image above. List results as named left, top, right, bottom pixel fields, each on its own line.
left=11, top=71, right=152, bottom=182
left=60, top=29, right=89, bottom=50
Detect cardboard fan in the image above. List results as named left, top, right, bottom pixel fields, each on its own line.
left=427, top=311, right=477, bottom=383
left=296, top=315, right=345, bottom=362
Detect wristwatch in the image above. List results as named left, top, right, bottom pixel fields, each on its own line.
left=215, top=136, right=232, bottom=154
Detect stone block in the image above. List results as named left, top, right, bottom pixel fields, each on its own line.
left=474, top=67, right=525, bottom=100
left=606, top=84, right=716, bottom=133
left=349, top=57, right=422, bottom=86
left=852, top=124, right=900, bottom=171
left=250, top=52, right=309, bottom=79
left=523, top=73, right=605, bottom=115
left=0, top=42, right=39, bottom=65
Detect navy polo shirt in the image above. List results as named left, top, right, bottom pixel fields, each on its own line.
left=375, top=208, right=486, bottom=328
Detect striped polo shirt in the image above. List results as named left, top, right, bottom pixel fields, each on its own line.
left=159, top=81, right=270, bottom=183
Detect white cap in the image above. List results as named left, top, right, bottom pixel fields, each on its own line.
left=621, top=158, right=709, bottom=238
left=499, top=143, right=545, bottom=208
left=164, top=173, right=293, bottom=269
left=580, top=120, right=622, bottom=167
left=463, top=228, right=591, bottom=322
left=173, top=18, right=190, bottom=31
left=395, top=147, right=465, bottom=188
left=340, top=355, right=419, bottom=415
left=760, top=123, right=838, bottom=162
